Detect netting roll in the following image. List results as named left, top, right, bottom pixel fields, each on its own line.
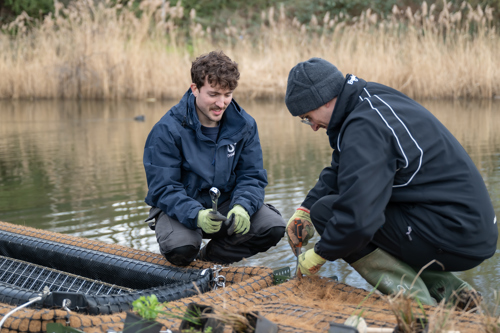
left=0, top=230, right=214, bottom=314
left=0, top=231, right=204, bottom=289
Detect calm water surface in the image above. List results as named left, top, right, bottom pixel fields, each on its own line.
left=0, top=98, right=499, bottom=308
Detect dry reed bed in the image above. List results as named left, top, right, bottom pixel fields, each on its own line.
left=0, top=0, right=498, bottom=100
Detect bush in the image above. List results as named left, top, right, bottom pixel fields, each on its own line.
left=3, top=0, right=54, bottom=18
left=2, top=0, right=500, bottom=28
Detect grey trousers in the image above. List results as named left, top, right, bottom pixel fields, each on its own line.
left=146, top=201, right=286, bottom=265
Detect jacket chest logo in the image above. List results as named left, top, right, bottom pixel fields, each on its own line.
left=227, top=143, right=236, bottom=158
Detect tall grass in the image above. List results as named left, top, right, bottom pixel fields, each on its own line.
left=0, top=0, right=498, bottom=100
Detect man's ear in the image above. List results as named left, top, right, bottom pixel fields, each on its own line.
left=190, top=83, right=198, bottom=97
left=326, top=97, right=338, bottom=109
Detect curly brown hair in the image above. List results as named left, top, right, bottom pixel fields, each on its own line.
left=191, top=50, right=240, bottom=91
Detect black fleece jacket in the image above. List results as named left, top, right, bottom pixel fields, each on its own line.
left=303, top=75, right=497, bottom=262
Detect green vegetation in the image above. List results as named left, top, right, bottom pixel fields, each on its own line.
left=132, top=295, right=164, bottom=320
left=2, top=0, right=500, bottom=30
left=131, top=295, right=203, bottom=326
left=2, top=0, right=54, bottom=19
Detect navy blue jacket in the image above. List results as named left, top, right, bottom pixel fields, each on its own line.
left=304, top=75, right=497, bottom=261
left=144, top=89, right=267, bottom=229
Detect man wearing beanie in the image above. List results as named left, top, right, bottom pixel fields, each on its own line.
left=284, top=57, right=497, bottom=308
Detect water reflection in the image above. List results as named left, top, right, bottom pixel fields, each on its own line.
left=0, top=98, right=499, bottom=309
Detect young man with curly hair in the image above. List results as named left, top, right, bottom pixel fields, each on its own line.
left=143, top=51, right=285, bottom=266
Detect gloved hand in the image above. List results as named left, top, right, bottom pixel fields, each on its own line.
left=227, top=205, right=251, bottom=235
left=197, top=208, right=223, bottom=234
left=297, top=248, right=327, bottom=276
left=286, top=208, right=315, bottom=256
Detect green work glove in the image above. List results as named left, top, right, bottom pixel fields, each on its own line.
left=286, top=208, right=315, bottom=256
left=297, top=248, right=327, bottom=276
left=227, top=205, right=251, bottom=235
left=197, top=208, right=223, bottom=234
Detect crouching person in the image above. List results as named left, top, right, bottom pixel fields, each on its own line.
left=143, top=51, right=285, bottom=266
left=284, top=57, right=497, bottom=308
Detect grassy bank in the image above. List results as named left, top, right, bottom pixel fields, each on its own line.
left=0, top=0, right=498, bottom=100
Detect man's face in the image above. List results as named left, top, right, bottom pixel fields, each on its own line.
left=299, top=97, right=337, bottom=131
left=190, top=78, right=233, bottom=127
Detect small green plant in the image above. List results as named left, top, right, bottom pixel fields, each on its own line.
left=179, top=320, right=212, bottom=332
left=133, top=295, right=206, bottom=329
left=181, top=305, right=204, bottom=327
left=132, top=295, right=163, bottom=320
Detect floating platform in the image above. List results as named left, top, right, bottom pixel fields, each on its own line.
left=0, top=221, right=490, bottom=333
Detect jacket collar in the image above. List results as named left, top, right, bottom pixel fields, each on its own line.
left=327, top=75, right=366, bottom=147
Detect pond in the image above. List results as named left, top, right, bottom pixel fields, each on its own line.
left=0, top=98, right=499, bottom=310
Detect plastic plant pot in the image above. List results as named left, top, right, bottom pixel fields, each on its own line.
left=123, top=311, right=164, bottom=333
left=178, top=303, right=225, bottom=333
left=241, top=311, right=279, bottom=333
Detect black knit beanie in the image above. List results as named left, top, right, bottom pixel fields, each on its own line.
left=285, top=58, right=345, bottom=117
